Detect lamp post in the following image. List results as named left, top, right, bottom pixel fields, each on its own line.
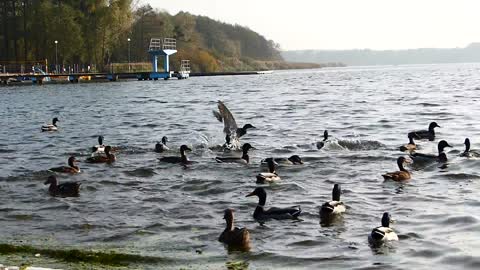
left=127, top=38, right=131, bottom=72
left=54, top=40, right=58, bottom=74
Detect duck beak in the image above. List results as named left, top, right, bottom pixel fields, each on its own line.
left=245, top=191, right=255, bottom=197
left=187, top=147, right=192, bottom=151
left=43, top=180, right=49, bottom=185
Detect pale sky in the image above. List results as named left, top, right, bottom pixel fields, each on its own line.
left=144, top=0, right=480, bottom=51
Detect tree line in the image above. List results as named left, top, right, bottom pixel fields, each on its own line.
left=0, top=1, right=282, bottom=72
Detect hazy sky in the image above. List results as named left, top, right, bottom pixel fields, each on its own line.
left=145, top=0, right=480, bottom=51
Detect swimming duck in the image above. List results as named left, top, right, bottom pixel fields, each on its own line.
left=92, top=135, right=105, bottom=153
left=460, top=138, right=480, bottom=158
left=399, top=134, right=416, bottom=152
left=215, top=143, right=254, bottom=164
left=49, top=156, right=80, bottom=174
left=382, top=157, right=412, bottom=181
left=218, top=208, right=250, bottom=250
left=256, top=158, right=281, bottom=183
left=155, top=136, right=169, bottom=153
left=159, top=145, right=192, bottom=164
left=246, top=187, right=301, bottom=221
left=44, top=175, right=81, bottom=197
left=213, top=100, right=255, bottom=148
left=408, top=122, right=440, bottom=141
left=317, top=130, right=329, bottom=149
left=368, top=212, right=399, bottom=245
left=410, top=140, right=451, bottom=163
left=261, top=155, right=303, bottom=165
left=319, top=184, right=346, bottom=222
left=86, top=146, right=116, bottom=163
left=41, top=117, right=59, bottom=132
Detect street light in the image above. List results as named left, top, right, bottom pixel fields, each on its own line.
left=127, top=38, right=131, bottom=72
left=54, top=40, right=58, bottom=74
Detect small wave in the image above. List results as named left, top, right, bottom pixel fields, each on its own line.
left=123, top=167, right=156, bottom=178
left=336, top=139, right=386, bottom=151
left=441, top=215, right=478, bottom=226
left=418, top=102, right=441, bottom=107
left=0, top=149, right=15, bottom=153
left=439, top=173, right=480, bottom=180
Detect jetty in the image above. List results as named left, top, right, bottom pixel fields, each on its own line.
left=0, top=38, right=272, bottom=86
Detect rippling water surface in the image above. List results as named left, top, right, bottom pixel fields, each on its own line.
left=1, top=64, right=480, bottom=269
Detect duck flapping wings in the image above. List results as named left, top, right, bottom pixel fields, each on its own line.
left=213, top=101, right=240, bottom=143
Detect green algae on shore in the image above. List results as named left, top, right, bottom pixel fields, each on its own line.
left=0, top=244, right=167, bottom=267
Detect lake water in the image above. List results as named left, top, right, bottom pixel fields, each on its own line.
left=1, top=63, right=480, bottom=269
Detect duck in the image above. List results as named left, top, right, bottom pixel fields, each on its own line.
left=410, top=140, right=451, bottom=163
left=261, top=155, right=303, bottom=165
left=368, top=212, right=399, bottom=245
left=48, top=156, right=80, bottom=174
left=215, top=143, right=254, bottom=164
left=399, top=134, right=417, bottom=152
left=44, top=175, right=81, bottom=197
left=246, top=187, right=301, bottom=221
left=155, top=136, right=169, bottom=153
left=213, top=100, right=255, bottom=148
left=319, top=184, right=346, bottom=222
left=256, top=158, right=281, bottom=183
left=218, top=208, right=250, bottom=250
left=460, top=138, right=480, bottom=158
left=408, top=122, right=440, bottom=141
left=92, top=135, right=105, bottom=153
left=317, top=130, right=329, bottom=149
left=159, top=145, right=192, bottom=164
left=86, top=146, right=116, bottom=163
left=41, top=117, right=59, bottom=132
left=382, top=157, right=412, bottom=181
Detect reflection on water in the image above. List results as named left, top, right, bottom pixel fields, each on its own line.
left=1, top=64, right=480, bottom=269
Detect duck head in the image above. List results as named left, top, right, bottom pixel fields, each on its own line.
left=397, top=156, right=412, bottom=171
left=98, top=135, right=104, bottom=145
left=105, top=145, right=113, bottom=154
left=223, top=208, right=234, bottom=230
left=242, top=143, right=255, bottom=153
left=243, top=124, right=256, bottom=130
left=332, top=184, right=341, bottom=201
left=67, top=156, right=78, bottom=167
left=162, top=136, right=168, bottom=145
left=246, top=187, right=267, bottom=205
left=288, top=155, right=303, bottom=164
left=381, top=212, right=393, bottom=227
left=407, top=133, right=415, bottom=145
left=264, top=158, right=277, bottom=173
left=464, top=138, right=471, bottom=152
left=44, top=175, right=58, bottom=186
left=429, top=122, right=440, bottom=131
left=323, top=130, right=329, bottom=141
left=180, top=145, right=192, bottom=154
left=437, top=140, right=452, bottom=153
left=52, top=117, right=59, bottom=126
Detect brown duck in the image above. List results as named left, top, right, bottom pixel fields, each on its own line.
left=218, top=209, right=250, bottom=250
left=44, top=175, right=81, bottom=197
left=49, top=156, right=80, bottom=174
left=382, top=156, right=412, bottom=181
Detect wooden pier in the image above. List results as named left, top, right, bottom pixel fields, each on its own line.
left=0, top=70, right=273, bottom=85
